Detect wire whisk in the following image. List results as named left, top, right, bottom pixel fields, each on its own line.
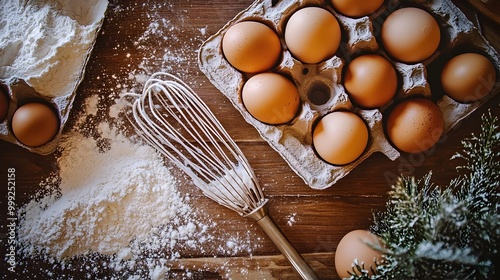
left=126, top=72, right=318, bottom=280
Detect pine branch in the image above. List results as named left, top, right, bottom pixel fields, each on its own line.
left=347, top=111, right=500, bottom=280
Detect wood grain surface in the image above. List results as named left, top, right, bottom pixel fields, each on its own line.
left=1, top=0, right=499, bottom=279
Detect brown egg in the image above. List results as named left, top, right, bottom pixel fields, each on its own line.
left=284, top=7, right=341, bottom=64
left=335, top=230, right=384, bottom=279
left=222, top=21, right=281, bottom=73
left=313, top=111, right=368, bottom=165
left=386, top=98, right=444, bottom=153
left=11, top=102, right=59, bottom=147
left=382, top=7, right=440, bottom=63
left=344, top=54, right=398, bottom=108
left=0, top=88, right=8, bottom=122
left=330, top=0, right=384, bottom=17
left=441, top=53, right=496, bottom=103
left=241, top=73, right=300, bottom=125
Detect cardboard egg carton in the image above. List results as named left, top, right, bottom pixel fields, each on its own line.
left=198, top=0, right=500, bottom=190
left=0, top=0, right=108, bottom=155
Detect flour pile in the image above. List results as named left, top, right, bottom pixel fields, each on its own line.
left=0, top=0, right=107, bottom=98
left=18, top=123, right=193, bottom=259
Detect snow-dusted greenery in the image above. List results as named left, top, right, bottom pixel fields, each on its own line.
left=347, top=111, right=499, bottom=280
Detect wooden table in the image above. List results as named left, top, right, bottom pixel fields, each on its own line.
left=1, top=0, right=499, bottom=279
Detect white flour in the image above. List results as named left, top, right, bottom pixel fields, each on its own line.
left=18, top=123, right=191, bottom=259
left=0, top=0, right=107, bottom=98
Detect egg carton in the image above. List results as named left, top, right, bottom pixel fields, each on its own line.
left=198, top=0, right=500, bottom=190
left=0, top=0, right=108, bottom=155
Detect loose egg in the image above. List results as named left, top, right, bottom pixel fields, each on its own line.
left=386, top=98, right=444, bottom=153
left=222, top=21, right=281, bottom=73
left=382, top=7, right=441, bottom=63
left=284, top=7, right=341, bottom=64
left=441, top=52, right=496, bottom=103
left=335, top=230, right=384, bottom=279
left=241, top=72, right=300, bottom=125
left=330, top=0, right=384, bottom=17
left=11, top=102, right=59, bottom=147
left=313, top=111, right=368, bottom=165
left=344, top=54, right=397, bottom=108
left=0, top=88, right=8, bottom=122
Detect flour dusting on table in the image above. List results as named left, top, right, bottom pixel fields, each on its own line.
left=18, top=123, right=191, bottom=258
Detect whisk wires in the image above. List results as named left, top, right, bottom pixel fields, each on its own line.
left=127, top=72, right=266, bottom=216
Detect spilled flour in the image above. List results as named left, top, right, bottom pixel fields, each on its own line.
left=18, top=123, right=192, bottom=259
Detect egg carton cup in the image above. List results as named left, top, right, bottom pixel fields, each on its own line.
left=0, top=0, right=108, bottom=155
left=198, top=0, right=500, bottom=190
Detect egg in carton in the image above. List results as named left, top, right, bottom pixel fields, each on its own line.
left=198, top=0, right=500, bottom=190
left=0, top=0, right=108, bottom=155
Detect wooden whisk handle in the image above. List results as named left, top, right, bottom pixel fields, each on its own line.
left=246, top=201, right=320, bottom=280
